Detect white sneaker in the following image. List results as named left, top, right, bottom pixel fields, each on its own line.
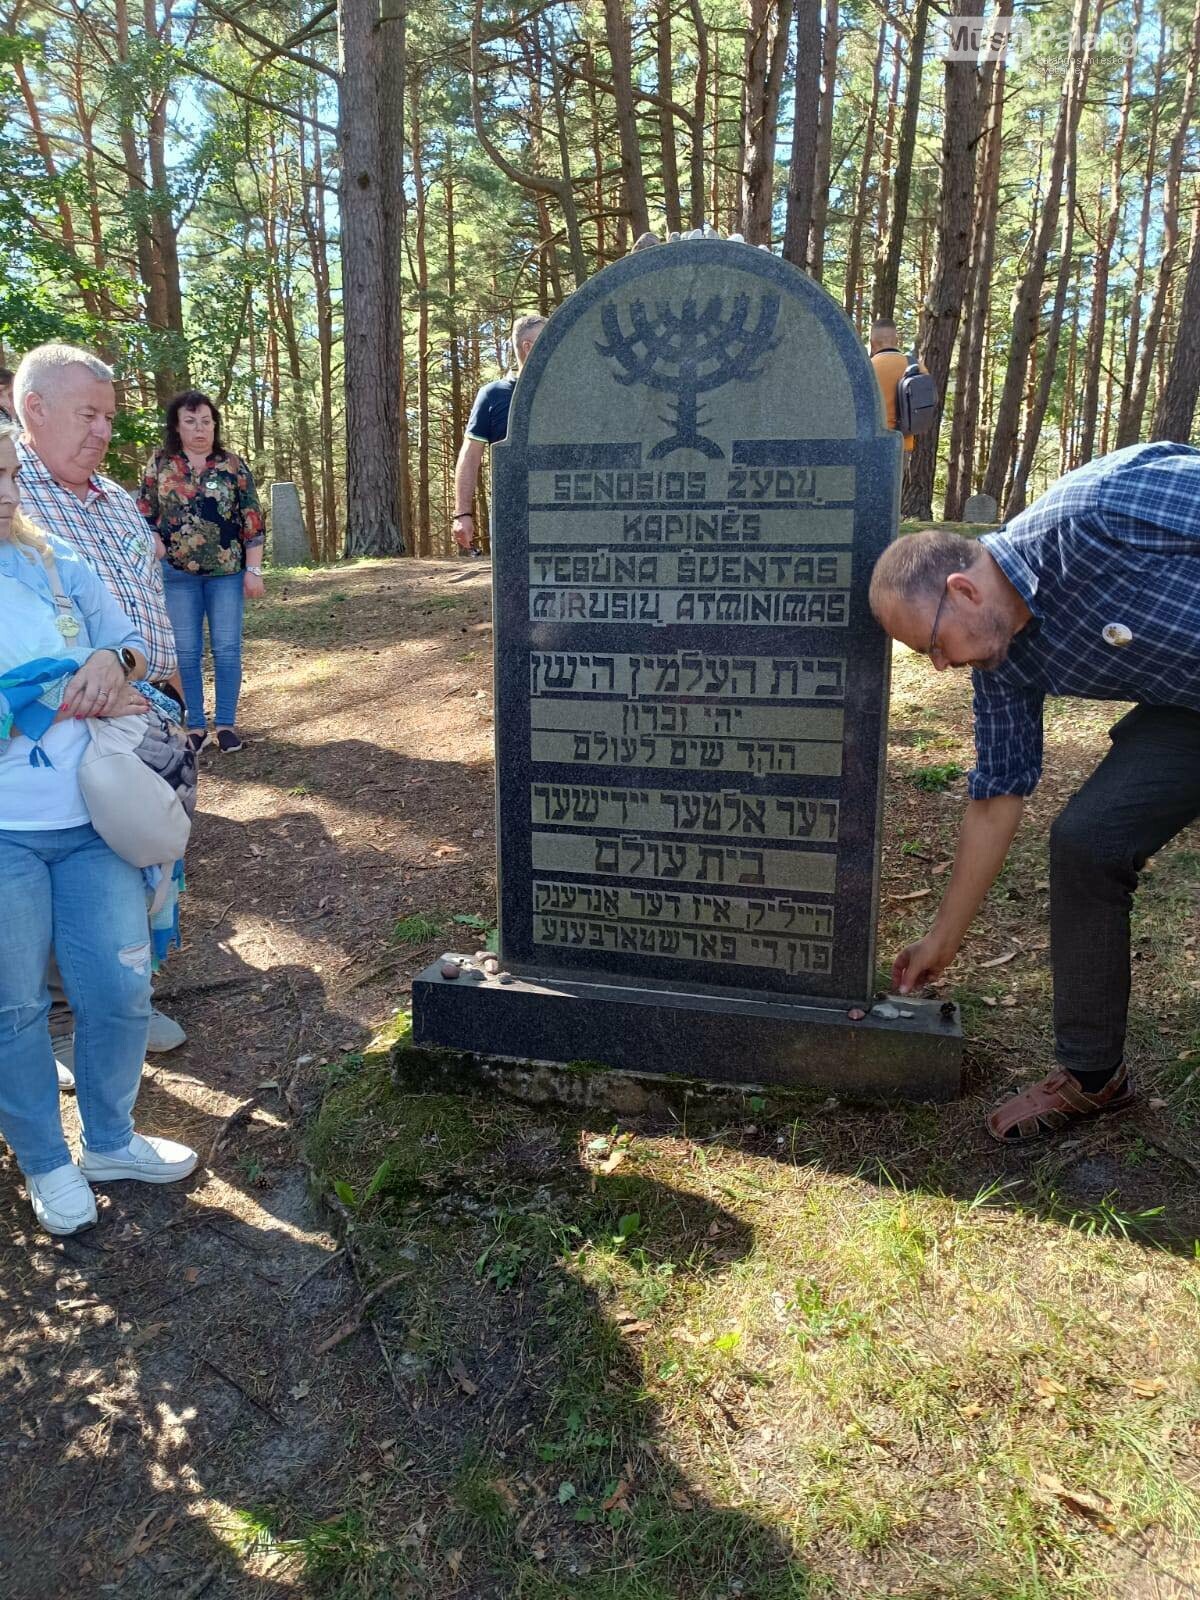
left=79, top=1132, right=199, bottom=1185
left=146, top=1007, right=186, bottom=1053
left=27, top=1163, right=97, bottom=1235
left=53, top=1035, right=76, bottom=1092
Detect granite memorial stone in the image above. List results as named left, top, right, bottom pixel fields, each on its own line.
left=413, top=240, right=961, bottom=1098
left=963, top=492, right=998, bottom=524
left=270, top=481, right=310, bottom=565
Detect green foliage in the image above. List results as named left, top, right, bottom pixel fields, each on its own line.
left=5, top=0, right=1179, bottom=555
left=909, top=762, right=965, bottom=792
left=392, top=913, right=445, bottom=945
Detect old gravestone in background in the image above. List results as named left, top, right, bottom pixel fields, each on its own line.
left=269, top=481, right=311, bottom=566
left=414, top=240, right=961, bottom=1098
left=963, top=491, right=998, bottom=525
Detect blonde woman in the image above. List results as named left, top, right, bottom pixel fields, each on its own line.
left=0, top=424, right=197, bottom=1236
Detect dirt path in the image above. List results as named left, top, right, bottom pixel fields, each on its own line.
left=0, top=560, right=498, bottom=1599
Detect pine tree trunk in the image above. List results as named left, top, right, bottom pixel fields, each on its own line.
left=981, top=0, right=1088, bottom=510
left=338, top=0, right=403, bottom=555
left=873, top=0, right=930, bottom=320
left=300, top=97, right=339, bottom=559
left=605, top=0, right=650, bottom=237
left=268, top=132, right=318, bottom=555
left=782, top=0, right=820, bottom=266
left=1078, top=0, right=1140, bottom=463
left=445, top=146, right=464, bottom=451
left=114, top=0, right=174, bottom=406
left=688, top=0, right=710, bottom=228
left=843, top=17, right=887, bottom=318
left=1006, top=40, right=1091, bottom=518
left=740, top=0, right=794, bottom=245
left=1101, top=291, right=1119, bottom=455
left=1006, top=10, right=1097, bottom=515
left=14, top=58, right=102, bottom=323
left=1115, top=13, right=1165, bottom=448
left=411, top=92, right=431, bottom=558
left=469, top=0, right=588, bottom=286
left=1068, top=291, right=1088, bottom=470
left=379, top=0, right=410, bottom=553
left=583, top=44, right=609, bottom=261
left=874, top=28, right=902, bottom=251
left=944, top=18, right=1008, bottom=519
left=900, top=0, right=984, bottom=520
left=807, top=0, right=838, bottom=279
left=657, top=0, right=683, bottom=233
left=1153, top=191, right=1200, bottom=440
left=1116, top=0, right=1200, bottom=448
left=247, top=288, right=265, bottom=463
left=143, top=0, right=187, bottom=394
left=709, top=34, right=721, bottom=225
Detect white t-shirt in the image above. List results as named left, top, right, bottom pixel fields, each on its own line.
left=0, top=558, right=90, bottom=829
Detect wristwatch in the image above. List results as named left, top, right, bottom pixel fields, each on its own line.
left=246, top=564, right=263, bottom=575
left=108, top=647, right=138, bottom=679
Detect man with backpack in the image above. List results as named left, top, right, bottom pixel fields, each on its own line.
left=870, top=320, right=936, bottom=455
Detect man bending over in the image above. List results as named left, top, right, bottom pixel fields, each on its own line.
left=868, top=442, right=1200, bottom=1142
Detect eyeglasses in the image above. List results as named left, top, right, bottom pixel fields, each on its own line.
left=927, top=579, right=950, bottom=667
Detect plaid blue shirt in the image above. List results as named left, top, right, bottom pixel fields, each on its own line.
left=969, top=441, right=1200, bottom=799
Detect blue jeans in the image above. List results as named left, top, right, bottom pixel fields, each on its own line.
left=0, top=825, right=151, bottom=1174
left=162, top=566, right=245, bottom=730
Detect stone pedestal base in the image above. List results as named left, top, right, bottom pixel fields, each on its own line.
left=411, top=958, right=962, bottom=1103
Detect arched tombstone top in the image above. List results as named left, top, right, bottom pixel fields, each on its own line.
left=507, top=240, right=887, bottom=458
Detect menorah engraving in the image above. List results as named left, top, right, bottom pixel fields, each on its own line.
left=596, top=292, right=781, bottom=459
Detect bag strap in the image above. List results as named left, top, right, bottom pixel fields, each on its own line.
left=38, top=542, right=88, bottom=644
left=38, top=543, right=66, bottom=601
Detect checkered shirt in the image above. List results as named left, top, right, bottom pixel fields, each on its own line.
left=16, top=440, right=176, bottom=681
left=969, top=441, right=1200, bottom=798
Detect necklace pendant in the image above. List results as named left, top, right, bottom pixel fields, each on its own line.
left=55, top=613, right=81, bottom=639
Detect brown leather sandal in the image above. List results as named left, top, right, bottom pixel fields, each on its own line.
left=986, top=1064, right=1136, bottom=1144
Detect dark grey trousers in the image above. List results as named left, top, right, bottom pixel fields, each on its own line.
left=1050, top=704, right=1200, bottom=1074
left=47, top=951, right=72, bottom=1041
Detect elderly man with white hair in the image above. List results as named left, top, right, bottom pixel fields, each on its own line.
left=14, top=343, right=187, bottom=1062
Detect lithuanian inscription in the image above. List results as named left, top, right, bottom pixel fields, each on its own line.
left=488, top=239, right=901, bottom=1003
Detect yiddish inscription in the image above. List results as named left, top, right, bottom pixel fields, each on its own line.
left=491, top=240, right=900, bottom=1000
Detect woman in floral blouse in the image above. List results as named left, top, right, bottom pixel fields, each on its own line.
left=138, top=391, right=264, bottom=754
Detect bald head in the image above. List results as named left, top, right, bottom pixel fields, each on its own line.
left=870, top=530, right=1027, bottom=672
left=869, top=529, right=982, bottom=621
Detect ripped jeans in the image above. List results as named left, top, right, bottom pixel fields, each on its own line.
left=0, top=825, right=151, bottom=1175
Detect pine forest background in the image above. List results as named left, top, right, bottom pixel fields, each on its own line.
left=5, top=0, right=1200, bottom=559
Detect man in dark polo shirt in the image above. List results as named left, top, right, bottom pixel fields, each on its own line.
left=451, top=314, right=546, bottom=554
left=868, top=442, right=1200, bottom=1143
